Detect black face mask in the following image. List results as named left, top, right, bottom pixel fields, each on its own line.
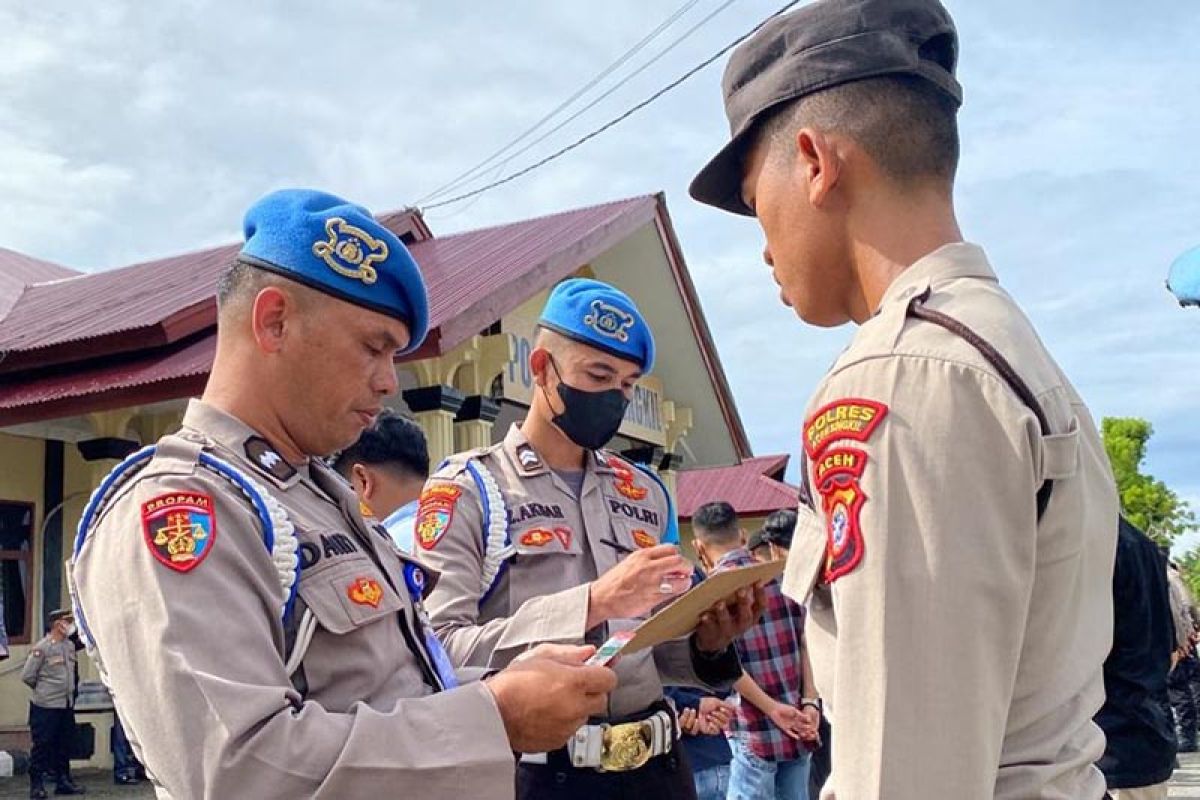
left=545, top=357, right=630, bottom=450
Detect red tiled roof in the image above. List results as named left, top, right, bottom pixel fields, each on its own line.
left=0, top=247, right=79, bottom=318
left=0, top=196, right=658, bottom=372
left=0, top=335, right=213, bottom=424
left=676, top=455, right=798, bottom=519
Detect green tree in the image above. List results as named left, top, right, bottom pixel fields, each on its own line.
left=1101, top=417, right=1196, bottom=548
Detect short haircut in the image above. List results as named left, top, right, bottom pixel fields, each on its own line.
left=747, top=529, right=770, bottom=554
left=761, top=508, right=798, bottom=549
left=331, top=410, right=429, bottom=481
left=215, top=259, right=309, bottom=318
left=692, top=501, right=739, bottom=544
left=759, top=74, right=960, bottom=189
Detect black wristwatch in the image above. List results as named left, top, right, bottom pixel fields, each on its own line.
left=800, top=697, right=823, bottom=714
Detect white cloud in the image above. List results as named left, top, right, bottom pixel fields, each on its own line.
left=1, top=0, right=1197, bottom=498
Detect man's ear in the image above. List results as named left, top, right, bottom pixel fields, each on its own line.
left=795, top=127, right=842, bottom=209
left=530, top=347, right=552, bottom=388
left=250, top=286, right=291, bottom=354
left=352, top=464, right=373, bottom=500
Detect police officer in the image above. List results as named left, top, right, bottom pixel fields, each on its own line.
left=690, top=1, right=1119, bottom=797
left=420, top=278, right=761, bottom=799
left=22, top=609, right=85, bottom=798
left=70, top=189, right=617, bottom=799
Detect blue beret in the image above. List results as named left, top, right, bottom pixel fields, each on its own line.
left=1168, top=245, right=1200, bottom=307
left=240, top=188, right=429, bottom=353
left=538, top=278, right=655, bottom=372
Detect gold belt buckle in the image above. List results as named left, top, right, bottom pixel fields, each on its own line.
left=600, top=720, right=653, bottom=772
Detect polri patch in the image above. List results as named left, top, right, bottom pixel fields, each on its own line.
left=803, top=398, right=888, bottom=458
left=813, top=448, right=869, bottom=583
left=141, top=491, right=217, bottom=573
left=347, top=577, right=384, bottom=608
left=416, top=484, right=461, bottom=551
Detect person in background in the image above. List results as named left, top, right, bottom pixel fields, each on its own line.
left=1095, top=517, right=1177, bottom=799
left=1167, top=556, right=1200, bottom=752
left=693, top=501, right=818, bottom=799
left=331, top=408, right=430, bottom=552
left=666, top=566, right=736, bottom=800
left=22, top=609, right=85, bottom=798
left=111, top=713, right=145, bottom=786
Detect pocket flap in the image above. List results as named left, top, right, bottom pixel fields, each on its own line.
left=782, top=506, right=826, bottom=604
left=1040, top=417, right=1080, bottom=481
left=298, top=560, right=404, bottom=636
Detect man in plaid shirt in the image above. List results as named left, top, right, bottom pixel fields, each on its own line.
left=693, top=502, right=819, bottom=799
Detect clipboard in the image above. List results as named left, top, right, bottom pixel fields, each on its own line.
left=616, top=558, right=784, bottom=656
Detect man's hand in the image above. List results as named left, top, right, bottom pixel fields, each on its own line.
left=797, top=705, right=821, bottom=741
left=486, top=647, right=617, bottom=753
left=692, top=584, right=766, bottom=653
left=698, top=696, right=734, bottom=733
left=765, top=701, right=804, bottom=740
left=588, top=545, right=692, bottom=627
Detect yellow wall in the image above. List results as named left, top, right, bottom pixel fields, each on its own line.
left=0, top=433, right=45, bottom=744
left=0, top=434, right=126, bottom=766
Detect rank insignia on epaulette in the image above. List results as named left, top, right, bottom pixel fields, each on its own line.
left=347, top=577, right=383, bottom=608
left=244, top=437, right=297, bottom=482
left=803, top=398, right=888, bottom=458
left=141, top=492, right=217, bottom=573
left=517, top=446, right=542, bottom=471
left=416, top=484, right=461, bottom=551
left=814, top=448, right=869, bottom=582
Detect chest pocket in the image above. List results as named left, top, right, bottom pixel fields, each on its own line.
left=297, top=554, right=404, bottom=635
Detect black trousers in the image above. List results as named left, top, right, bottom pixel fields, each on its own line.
left=28, top=703, right=75, bottom=786
left=1170, top=656, right=1200, bottom=747
left=518, top=746, right=697, bottom=800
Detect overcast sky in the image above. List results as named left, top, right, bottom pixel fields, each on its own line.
left=3, top=1, right=1198, bottom=547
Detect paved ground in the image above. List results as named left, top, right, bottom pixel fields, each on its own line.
left=2, top=757, right=1200, bottom=797
left=0, top=772, right=153, bottom=799
left=1173, top=751, right=1200, bottom=798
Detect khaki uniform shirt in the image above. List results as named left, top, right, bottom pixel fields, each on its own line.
left=71, top=400, right=513, bottom=800
left=422, top=424, right=729, bottom=720
left=782, top=244, right=1119, bottom=799
left=22, top=635, right=78, bottom=708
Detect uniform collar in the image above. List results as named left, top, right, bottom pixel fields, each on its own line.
left=181, top=399, right=305, bottom=489
left=501, top=423, right=618, bottom=477
left=875, top=242, right=997, bottom=314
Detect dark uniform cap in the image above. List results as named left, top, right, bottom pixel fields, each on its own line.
left=48, top=609, right=73, bottom=624
left=239, top=188, right=430, bottom=353
left=690, top=0, right=963, bottom=216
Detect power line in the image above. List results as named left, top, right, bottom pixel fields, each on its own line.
left=416, top=0, right=706, bottom=206
left=423, top=0, right=802, bottom=212
left=429, top=0, right=741, bottom=205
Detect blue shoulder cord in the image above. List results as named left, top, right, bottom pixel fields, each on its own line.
left=72, top=446, right=300, bottom=647
left=631, top=461, right=680, bottom=545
